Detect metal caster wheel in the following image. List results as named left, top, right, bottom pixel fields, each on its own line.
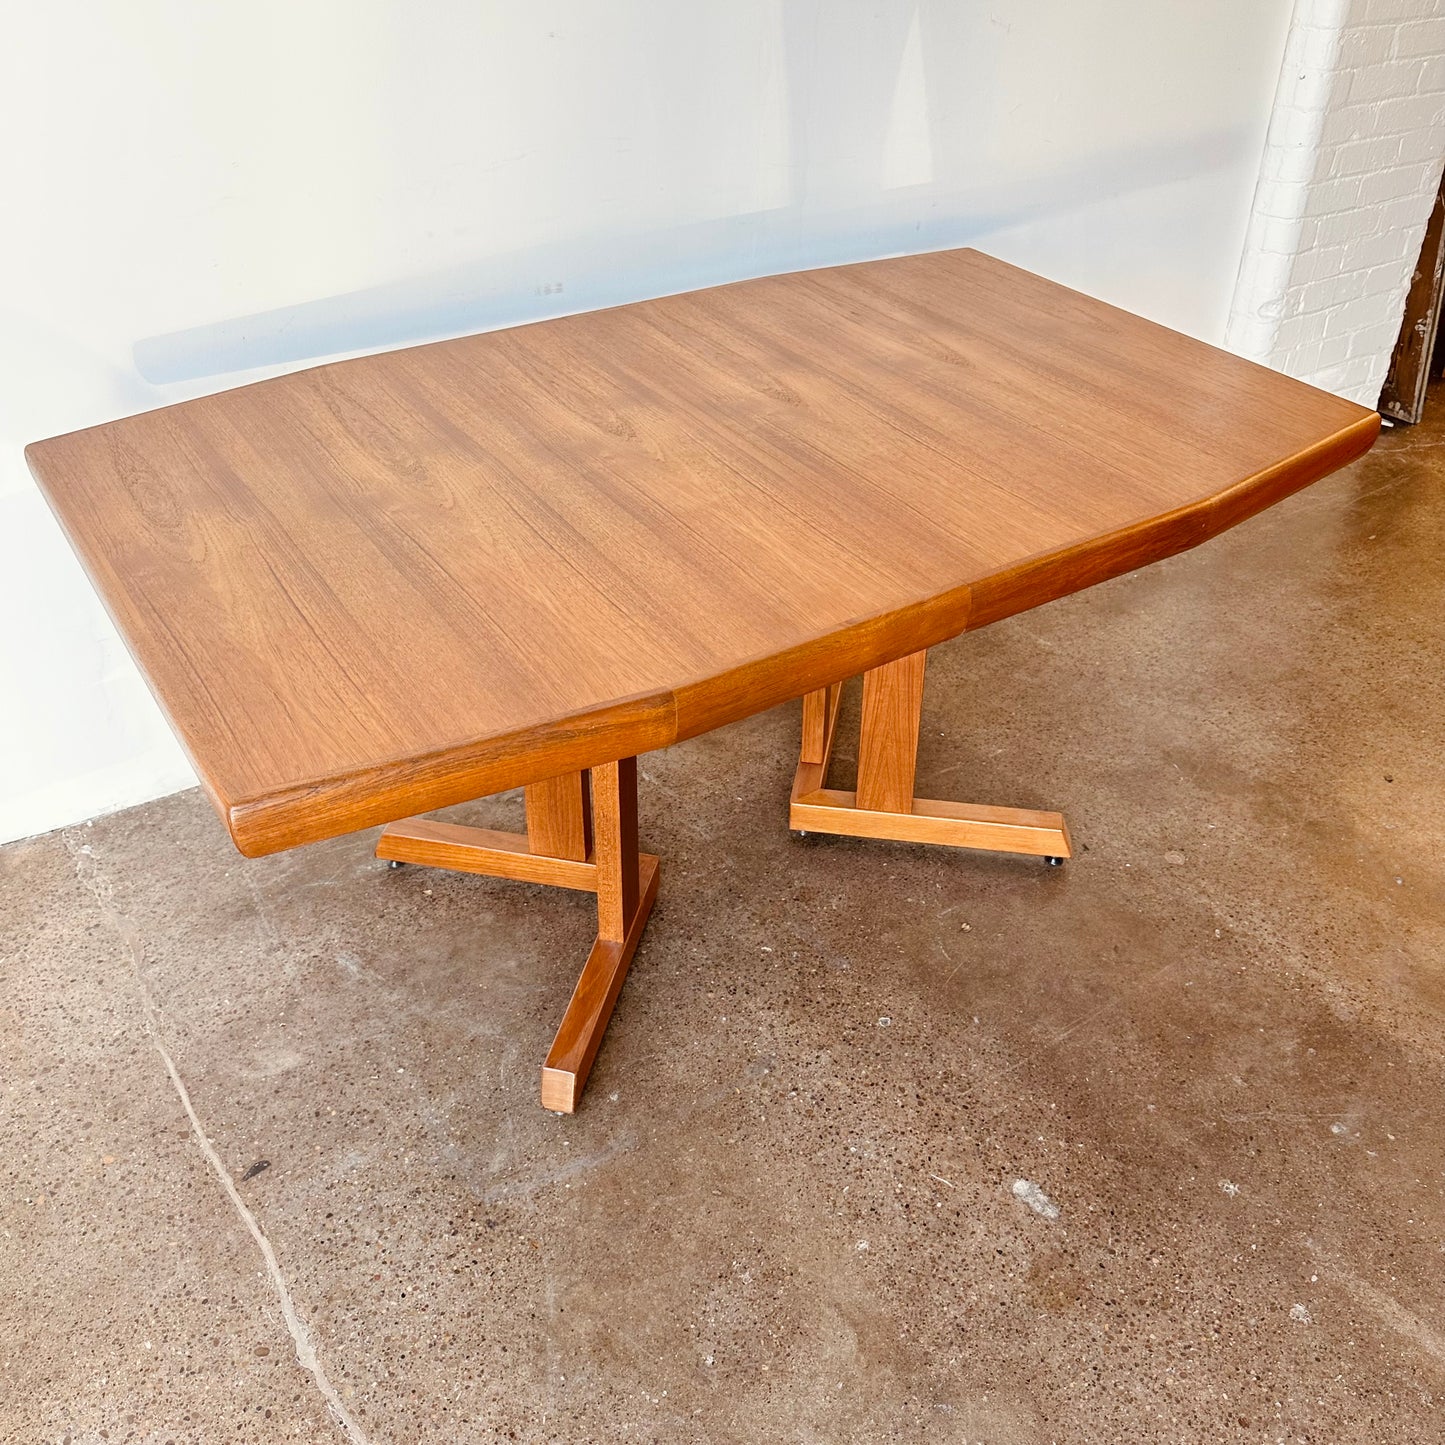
left=1043, top=855, right=1064, bottom=867
left=387, top=859, right=405, bottom=870
left=792, top=830, right=808, bottom=839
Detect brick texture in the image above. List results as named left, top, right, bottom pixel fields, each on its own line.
left=1226, top=0, right=1445, bottom=404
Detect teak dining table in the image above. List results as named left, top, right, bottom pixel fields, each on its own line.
left=28, top=248, right=1379, bottom=1113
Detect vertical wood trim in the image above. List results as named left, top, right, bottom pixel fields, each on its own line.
left=856, top=650, right=927, bottom=814
left=591, top=757, right=639, bottom=942
left=524, top=771, right=593, bottom=860
left=1381, top=175, right=1445, bottom=422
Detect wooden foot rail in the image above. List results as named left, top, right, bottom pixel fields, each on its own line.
left=790, top=652, right=1073, bottom=862
left=377, top=758, right=657, bottom=1113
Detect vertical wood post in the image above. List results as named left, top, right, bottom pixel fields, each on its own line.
left=591, top=757, right=639, bottom=943
left=856, top=650, right=927, bottom=813
left=541, top=755, right=656, bottom=1111
left=525, top=772, right=593, bottom=861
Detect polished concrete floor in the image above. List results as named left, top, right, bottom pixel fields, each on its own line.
left=3, top=404, right=1444, bottom=1445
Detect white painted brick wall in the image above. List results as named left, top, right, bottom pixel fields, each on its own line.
left=1226, top=0, right=1445, bottom=405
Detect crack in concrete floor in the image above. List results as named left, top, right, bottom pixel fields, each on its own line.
left=62, top=830, right=371, bottom=1445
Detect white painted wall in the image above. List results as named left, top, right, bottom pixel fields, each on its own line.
left=0, top=0, right=1294, bottom=844
left=1228, top=0, right=1445, bottom=403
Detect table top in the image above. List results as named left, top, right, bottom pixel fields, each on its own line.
left=28, top=248, right=1378, bottom=857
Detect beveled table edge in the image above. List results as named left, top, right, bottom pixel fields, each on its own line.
left=206, top=410, right=1377, bottom=857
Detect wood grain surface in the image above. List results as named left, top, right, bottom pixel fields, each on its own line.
left=524, top=772, right=592, bottom=862
left=27, top=248, right=1379, bottom=856
left=790, top=791, right=1073, bottom=857
left=856, top=651, right=927, bottom=814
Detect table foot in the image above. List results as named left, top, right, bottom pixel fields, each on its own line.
left=541, top=853, right=659, bottom=1113
left=791, top=654, right=1073, bottom=861
left=376, top=759, right=657, bottom=1112
left=790, top=786, right=1072, bottom=857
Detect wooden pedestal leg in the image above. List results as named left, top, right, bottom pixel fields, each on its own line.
left=376, top=760, right=658, bottom=1113
left=857, top=649, right=927, bottom=812
left=541, top=758, right=658, bottom=1113
left=790, top=652, right=1073, bottom=860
